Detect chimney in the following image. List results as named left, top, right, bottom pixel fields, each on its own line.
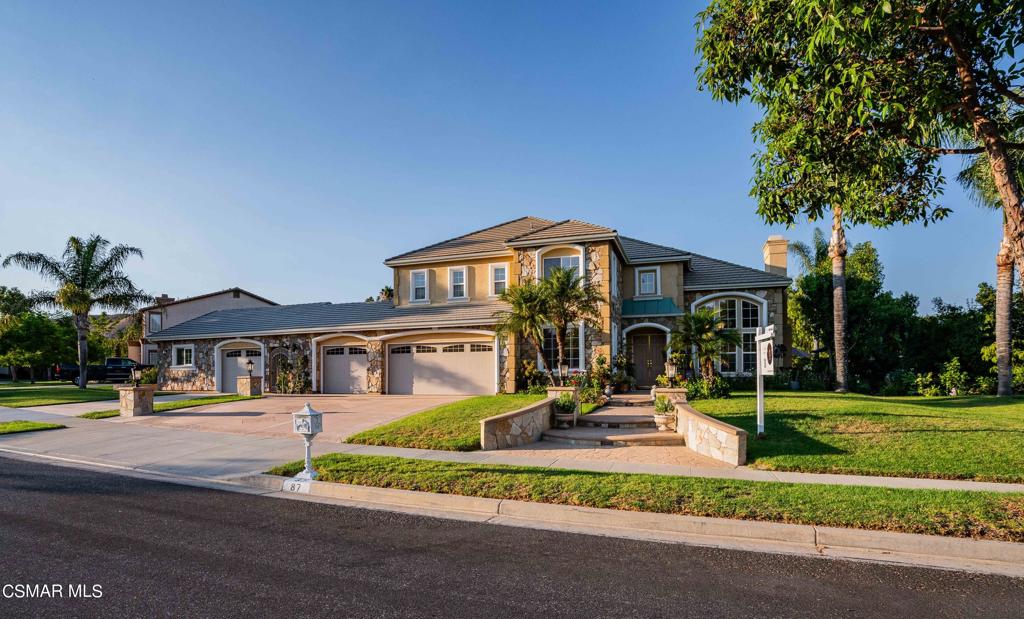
left=156, top=293, right=175, bottom=305
left=762, top=235, right=787, bottom=276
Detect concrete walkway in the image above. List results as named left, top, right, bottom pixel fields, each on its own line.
left=20, top=392, right=222, bottom=417
left=2, top=405, right=1023, bottom=492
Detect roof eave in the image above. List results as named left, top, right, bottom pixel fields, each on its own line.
left=146, top=316, right=502, bottom=342
left=383, top=250, right=514, bottom=267
left=684, top=280, right=791, bottom=291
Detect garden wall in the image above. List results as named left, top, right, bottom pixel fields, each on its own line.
left=480, top=397, right=554, bottom=450
left=675, top=402, right=747, bottom=466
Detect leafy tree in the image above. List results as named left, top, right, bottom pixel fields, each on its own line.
left=0, top=287, right=32, bottom=319
left=2, top=235, right=151, bottom=388
left=378, top=286, right=394, bottom=302
left=668, top=307, right=742, bottom=380
left=538, top=267, right=605, bottom=385
left=494, top=280, right=551, bottom=384
left=0, top=312, right=74, bottom=382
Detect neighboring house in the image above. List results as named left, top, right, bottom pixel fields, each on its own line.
left=132, top=288, right=277, bottom=366
left=147, top=217, right=790, bottom=395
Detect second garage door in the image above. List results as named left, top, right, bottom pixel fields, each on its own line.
left=388, top=342, right=495, bottom=395
left=322, top=346, right=369, bottom=393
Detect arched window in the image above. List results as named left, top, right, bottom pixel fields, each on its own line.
left=700, top=298, right=761, bottom=375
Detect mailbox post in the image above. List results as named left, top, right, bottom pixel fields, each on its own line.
left=291, top=402, right=323, bottom=481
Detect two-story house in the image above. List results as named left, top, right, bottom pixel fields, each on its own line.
left=147, top=217, right=790, bottom=394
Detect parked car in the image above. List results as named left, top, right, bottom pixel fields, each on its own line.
left=54, top=358, right=151, bottom=385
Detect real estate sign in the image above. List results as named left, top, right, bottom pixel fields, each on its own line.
left=755, top=325, right=776, bottom=437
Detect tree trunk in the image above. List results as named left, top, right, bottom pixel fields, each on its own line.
left=29, top=365, right=36, bottom=384
left=528, top=335, right=555, bottom=386
left=995, top=234, right=1014, bottom=396
left=830, top=206, right=850, bottom=393
left=9, top=366, right=16, bottom=382
left=75, top=313, right=90, bottom=389
left=554, top=326, right=567, bottom=386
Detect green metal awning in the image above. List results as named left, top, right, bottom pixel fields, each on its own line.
left=621, top=297, right=683, bottom=317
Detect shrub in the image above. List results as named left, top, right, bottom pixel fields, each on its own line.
left=684, top=375, right=731, bottom=400
left=554, top=392, right=576, bottom=413
left=139, top=366, right=158, bottom=385
left=880, top=369, right=916, bottom=396
left=914, top=372, right=943, bottom=397
left=520, top=384, right=547, bottom=395
left=939, top=358, right=970, bottom=396
left=579, top=386, right=603, bottom=404
left=520, top=360, right=548, bottom=389
left=653, top=395, right=675, bottom=414
left=971, top=375, right=998, bottom=396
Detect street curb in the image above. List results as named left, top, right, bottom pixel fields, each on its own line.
left=236, top=473, right=1024, bottom=578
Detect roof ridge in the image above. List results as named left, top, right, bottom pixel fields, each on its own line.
left=503, top=218, right=569, bottom=242
left=138, top=287, right=277, bottom=311
left=619, top=235, right=689, bottom=255
left=688, top=251, right=790, bottom=282
left=385, top=216, right=554, bottom=262
left=564, top=218, right=615, bottom=233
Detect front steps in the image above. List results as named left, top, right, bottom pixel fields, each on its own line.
left=542, top=394, right=684, bottom=446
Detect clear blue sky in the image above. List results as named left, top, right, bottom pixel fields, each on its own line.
left=0, top=1, right=1003, bottom=312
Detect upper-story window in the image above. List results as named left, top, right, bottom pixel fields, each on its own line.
left=490, top=264, right=508, bottom=296
left=636, top=266, right=660, bottom=296
left=448, top=267, right=467, bottom=300
left=411, top=270, right=429, bottom=303
left=147, top=312, right=162, bottom=334
left=543, top=255, right=579, bottom=278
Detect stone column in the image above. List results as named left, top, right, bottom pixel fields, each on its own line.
left=366, top=340, right=385, bottom=394
left=116, top=385, right=158, bottom=417
left=236, top=375, right=263, bottom=397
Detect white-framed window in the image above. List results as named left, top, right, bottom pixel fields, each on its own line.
left=448, top=266, right=468, bottom=300
left=147, top=312, right=162, bottom=334
left=470, top=343, right=493, bottom=352
left=147, top=350, right=160, bottom=365
left=636, top=266, right=660, bottom=297
left=490, top=263, right=509, bottom=297
left=610, top=256, right=619, bottom=300
left=410, top=270, right=429, bottom=303
left=699, top=298, right=761, bottom=375
left=541, top=324, right=581, bottom=371
left=171, top=344, right=195, bottom=368
left=542, top=255, right=580, bottom=278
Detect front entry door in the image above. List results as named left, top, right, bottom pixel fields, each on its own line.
left=631, top=333, right=665, bottom=388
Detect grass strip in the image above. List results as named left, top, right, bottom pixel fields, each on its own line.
left=268, top=453, right=1024, bottom=542
left=0, top=420, right=65, bottom=435
left=0, top=385, right=176, bottom=408
left=696, top=391, right=1024, bottom=483
left=347, top=394, right=546, bottom=451
left=78, top=395, right=261, bottom=419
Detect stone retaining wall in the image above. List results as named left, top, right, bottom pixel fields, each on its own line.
left=480, top=397, right=555, bottom=450
left=675, top=402, right=747, bottom=466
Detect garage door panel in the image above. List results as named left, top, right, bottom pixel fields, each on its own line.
left=323, top=346, right=369, bottom=394
left=388, top=341, right=493, bottom=395
left=221, top=349, right=262, bottom=394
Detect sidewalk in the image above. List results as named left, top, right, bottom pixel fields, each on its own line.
left=2, top=405, right=1023, bottom=493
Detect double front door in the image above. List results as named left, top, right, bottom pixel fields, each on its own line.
left=631, top=332, right=666, bottom=388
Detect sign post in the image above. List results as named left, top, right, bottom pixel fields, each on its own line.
left=754, top=325, right=776, bottom=438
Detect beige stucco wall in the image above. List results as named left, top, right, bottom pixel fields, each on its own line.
left=393, top=256, right=513, bottom=306
left=621, top=262, right=685, bottom=307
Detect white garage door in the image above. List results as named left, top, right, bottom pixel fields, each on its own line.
left=221, top=349, right=262, bottom=393
left=388, top=342, right=495, bottom=395
left=322, top=346, right=369, bottom=393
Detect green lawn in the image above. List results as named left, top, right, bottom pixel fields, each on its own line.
left=0, top=384, right=176, bottom=408
left=695, top=391, right=1024, bottom=483
left=79, top=395, right=262, bottom=419
left=0, top=420, right=65, bottom=435
left=268, top=453, right=1024, bottom=542
left=347, top=394, right=548, bottom=451
left=0, top=380, right=68, bottom=388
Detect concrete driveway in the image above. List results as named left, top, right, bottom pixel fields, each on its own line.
left=122, top=394, right=464, bottom=443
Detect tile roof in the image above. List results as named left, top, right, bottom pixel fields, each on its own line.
left=138, top=287, right=276, bottom=311
left=505, top=219, right=616, bottom=245
left=684, top=253, right=790, bottom=290
left=618, top=236, right=690, bottom=263
left=621, top=297, right=683, bottom=317
left=147, top=301, right=508, bottom=341
left=384, top=216, right=554, bottom=264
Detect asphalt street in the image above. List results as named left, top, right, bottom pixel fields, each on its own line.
left=0, top=456, right=1021, bottom=618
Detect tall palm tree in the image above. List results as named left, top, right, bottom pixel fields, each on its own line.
left=788, top=228, right=829, bottom=274
left=958, top=136, right=1023, bottom=396
left=669, top=307, right=742, bottom=380
left=539, top=267, right=605, bottom=385
left=493, top=281, right=552, bottom=384
left=377, top=286, right=394, bottom=302
left=829, top=206, right=850, bottom=393
left=3, top=235, right=151, bottom=389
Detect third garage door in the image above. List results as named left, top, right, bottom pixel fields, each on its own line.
left=322, top=346, right=369, bottom=393
left=388, top=342, right=494, bottom=395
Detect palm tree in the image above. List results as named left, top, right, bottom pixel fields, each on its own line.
left=957, top=137, right=1023, bottom=396
left=539, top=267, right=605, bottom=385
left=493, top=281, right=552, bottom=384
left=3, top=235, right=151, bottom=389
left=829, top=206, right=850, bottom=393
left=669, top=307, right=742, bottom=380
left=377, top=286, right=394, bottom=302
left=788, top=228, right=829, bottom=274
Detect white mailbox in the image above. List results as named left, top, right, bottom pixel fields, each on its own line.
left=290, top=402, right=323, bottom=482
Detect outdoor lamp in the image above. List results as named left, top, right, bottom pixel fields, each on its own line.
left=558, top=360, right=569, bottom=377
left=665, top=360, right=677, bottom=379
left=131, top=366, right=141, bottom=388
left=246, top=358, right=254, bottom=377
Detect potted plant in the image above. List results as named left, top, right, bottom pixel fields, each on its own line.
left=652, top=396, right=676, bottom=432
left=553, top=392, right=577, bottom=428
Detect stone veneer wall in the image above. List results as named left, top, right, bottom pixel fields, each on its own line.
left=479, top=397, right=554, bottom=450
left=157, top=340, right=217, bottom=391
left=675, top=401, right=747, bottom=466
